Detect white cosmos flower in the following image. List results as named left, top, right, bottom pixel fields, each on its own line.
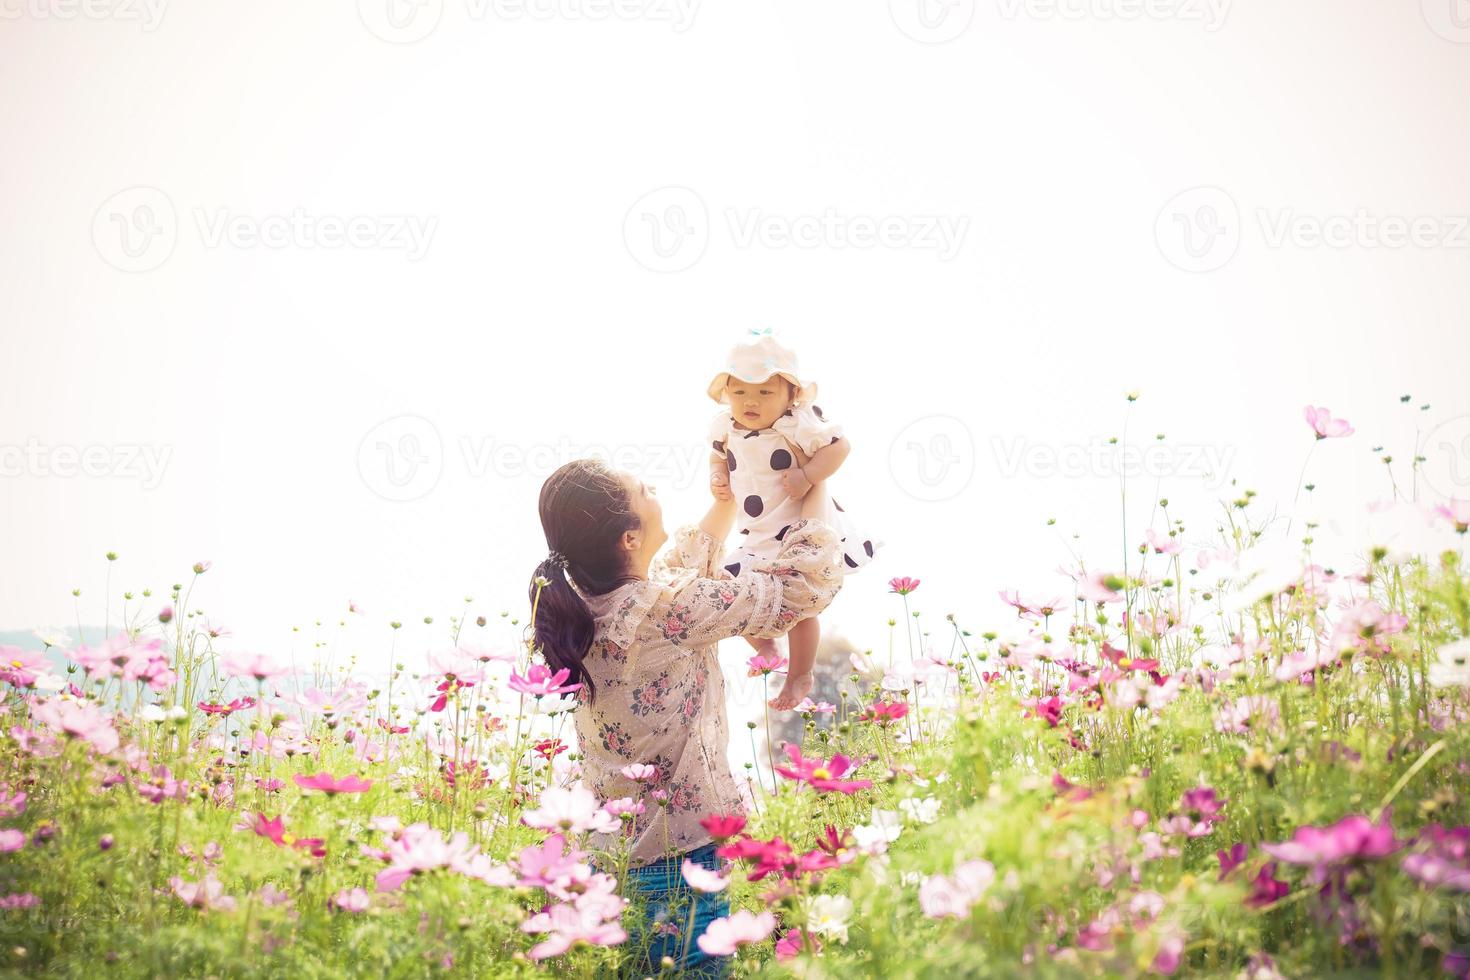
left=1430, top=638, right=1470, bottom=688
left=139, top=703, right=166, bottom=723
left=33, top=673, right=66, bottom=694
left=899, top=796, right=941, bottom=825
left=806, top=894, right=853, bottom=943
left=852, top=809, right=902, bottom=854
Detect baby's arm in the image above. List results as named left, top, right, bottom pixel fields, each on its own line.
left=780, top=435, right=851, bottom=499
left=709, top=433, right=733, bottom=502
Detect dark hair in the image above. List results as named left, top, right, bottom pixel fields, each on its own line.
left=529, top=458, right=642, bottom=702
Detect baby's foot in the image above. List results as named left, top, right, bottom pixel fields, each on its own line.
left=768, top=671, right=813, bottom=712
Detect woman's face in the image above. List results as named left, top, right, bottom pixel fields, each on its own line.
left=725, top=375, right=793, bottom=430
left=617, top=470, right=667, bottom=571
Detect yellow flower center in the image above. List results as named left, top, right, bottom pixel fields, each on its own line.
left=812, top=768, right=832, bottom=781
left=282, top=833, right=296, bottom=845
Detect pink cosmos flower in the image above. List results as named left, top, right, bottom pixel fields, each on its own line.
left=0, top=893, right=38, bottom=910
left=0, top=647, right=52, bottom=688
left=512, top=834, right=593, bottom=893
left=774, top=744, right=873, bottom=795
left=169, top=873, right=237, bottom=912
left=795, top=697, right=837, bottom=713
left=857, top=700, right=909, bottom=725
left=1262, top=812, right=1402, bottom=870
left=521, top=894, right=628, bottom=960
left=918, top=859, right=995, bottom=918
left=250, top=813, right=326, bottom=857
left=1401, top=825, right=1470, bottom=891
left=681, top=860, right=730, bottom=893
left=1303, top=405, right=1354, bottom=440
left=375, top=822, right=495, bottom=892
left=1217, top=842, right=1248, bottom=880
left=620, top=763, right=657, bottom=782
left=746, top=653, right=787, bottom=677
left=298, top=685, right=369, bottom=717
left=697, top=909, right=777, bottom=956
left=329, top=887, right=371, bottom=912
left=889, top=577, right=920, bottom=595
left=198, top=696, right=256, bottom=716
left=1245, top=863, right=1290, bottom=908
left=522, top=785, right=619, bottom=835
left=293, top=772, right=372, bottom=794
left=699, top=814, right=747, bottom=840
left=775, top=927, right=821, bottom=962
left=508, top=664, right=583, bottom=698
left=31, top=697, right=119, bottom=754
left=1144, top=528, right=1181, bottom=555
left=1077, top=571, right=1125, bottom=604
left=0, top=830, right=25, bottom=852
left=1434, top=499, right=1470, bottom=535
left=220, top=650, right=288, bottom=682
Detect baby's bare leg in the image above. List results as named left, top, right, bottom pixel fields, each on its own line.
left=744, top=635, right=780, bottom=656
left=769, top=616, right=820, bottom=710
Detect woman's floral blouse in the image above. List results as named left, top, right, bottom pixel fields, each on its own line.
left=569, top=517, right=843, bottom=867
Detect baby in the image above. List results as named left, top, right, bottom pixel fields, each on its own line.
left=705, top=331, right=878, bottom=711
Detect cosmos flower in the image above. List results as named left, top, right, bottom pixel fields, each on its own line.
left=1303, top=405, right=1353, bottom=439
left=889, top=577, right=920, bottom=595
left=508, top=664, right=583, bottom=698
left=681, top=860, right=730, bottom=893
left=919, top=859, right=994, bottom=919
left=697, top=909, right=777, bottom=956
left=774, top=744, right=873, bottom=795
left=292, top=772, right=372, bottom=794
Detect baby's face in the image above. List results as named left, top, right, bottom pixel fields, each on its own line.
left=726, top=375, right=794, bottom=430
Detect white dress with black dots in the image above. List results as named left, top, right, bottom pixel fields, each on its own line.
left=709, top=404, right=879, bottom=578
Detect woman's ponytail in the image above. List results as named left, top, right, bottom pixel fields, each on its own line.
left=529, top=459, right=642, bottom=702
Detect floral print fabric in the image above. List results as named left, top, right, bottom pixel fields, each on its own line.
left=570, top=518, right=843, bottom=867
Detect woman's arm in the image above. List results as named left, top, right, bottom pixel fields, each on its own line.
left=698, top=495, right=736, bottom=542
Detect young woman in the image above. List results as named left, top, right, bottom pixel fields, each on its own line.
left=530, top=457, right=844, bottom=974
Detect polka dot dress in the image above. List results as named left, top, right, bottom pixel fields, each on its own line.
left=709, top=404, right=879, bottom=578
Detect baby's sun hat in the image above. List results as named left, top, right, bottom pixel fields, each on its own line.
left=706, top=329, right=818, bottom=406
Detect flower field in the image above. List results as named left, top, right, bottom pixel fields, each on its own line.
left=2, top=400, right=1469, bottom=978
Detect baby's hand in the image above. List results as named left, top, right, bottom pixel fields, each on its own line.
left=710, top=470, right=733, bottom=502
left=781, top=467, right=812, bottom=500
left=768, top=671, right=813, bottom=712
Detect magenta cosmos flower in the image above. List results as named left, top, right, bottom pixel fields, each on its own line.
left=1303, top=405, right=1354, bottom=440
left=1263, top=812, right=1402, bottom=871
left=292, top=772, right=372, bottom=794
left=746, top=653, right=787, bottom=677
left=508, top=664, right=582, bottom=698
left=773, top=744, right=873, bottom=794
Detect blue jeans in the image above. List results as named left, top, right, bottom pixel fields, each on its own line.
left=619, top=843, right=731, bottom=978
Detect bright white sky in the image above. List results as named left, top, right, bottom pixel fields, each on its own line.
left=3, top=0, right=1469, bottom=689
